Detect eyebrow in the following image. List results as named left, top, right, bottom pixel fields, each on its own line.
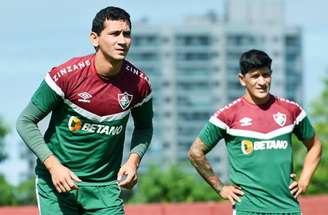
left=108, top=29, right=131, bottom=33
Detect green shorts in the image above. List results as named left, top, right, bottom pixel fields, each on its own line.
left=36, top=176, right=124, bottom=215
left=234, top=210, right=301, bottom=215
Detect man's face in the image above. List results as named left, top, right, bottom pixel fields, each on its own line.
left=239, top=67, right=272, bottom=104
left=91, top=19, right=131, bottom=61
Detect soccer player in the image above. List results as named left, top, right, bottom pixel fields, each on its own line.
left=16, top=6, right=153, bottom=215
left=188, top=49, right=322, bottom=214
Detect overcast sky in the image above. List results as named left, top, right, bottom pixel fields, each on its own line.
left=0, top=0, right=327, bottom=184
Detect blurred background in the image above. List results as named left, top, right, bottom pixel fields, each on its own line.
left=0, top=0, right=327, bottom=213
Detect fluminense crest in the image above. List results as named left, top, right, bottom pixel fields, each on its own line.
left=118, top=92, right=133, bottom=110
left=273, top=112, right=287, bottom=127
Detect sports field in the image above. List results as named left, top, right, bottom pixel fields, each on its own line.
left=1, top=195, right=327, bottom=215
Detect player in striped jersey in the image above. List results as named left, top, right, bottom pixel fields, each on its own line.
left=17, top=6, right=153, bottom=215
left=188, top=49, right=322, bottom=214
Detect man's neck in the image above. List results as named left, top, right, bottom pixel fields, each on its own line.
left=95, top=53, right=123, bottom=77
left=243, top=93, right=271, bottom=105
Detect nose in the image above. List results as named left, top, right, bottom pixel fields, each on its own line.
left=117, top=32, right=127, bottom=45
left=257, top=76, right=266, bottom=85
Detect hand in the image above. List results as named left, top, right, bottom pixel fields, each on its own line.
left=289, top=173, right=308, bottom=199
left=117, top=162, right=138, bottom=190
left=219, top=185, right=244, bottom=205
left=44, top=155, right=81, bottom=193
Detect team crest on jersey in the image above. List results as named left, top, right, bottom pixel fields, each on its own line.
left=273, top=112, right=287, bottom=127
left=241, top=140, right=254, bottom=155
left=118, top=92, right=133, bottom=110
left=68, top=116, right=82, bottom=131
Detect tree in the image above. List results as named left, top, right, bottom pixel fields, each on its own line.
left=129, top=164, right=219, bottom=203
left=307, top=76, right=328, bottom=194
left=293, top=75, right=328, bottom=194
left=19, top=141, right=36, bottom=180
left=14, top=178, right=37, bottom=205
left=0, top=175, right=16, bottom=205
left=0, top=117, right=9, bottom=162
left=0, top=117, right=15, bottom=206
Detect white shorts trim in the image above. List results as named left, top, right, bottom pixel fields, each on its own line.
left=35, top=177, right=42, bottom=215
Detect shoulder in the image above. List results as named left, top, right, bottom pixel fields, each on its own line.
left=210, top=98, right=243, bottom=128
left=214, top=98, right=243, bottom=117
left=274, top=96, right=304, bottom=115
left=273, top=96, right=307, bottom=124
left=123, top=60, right=151, bottom=88
left=44, top=54, right=94, bottom=96
left=47, top=54, right=94, bottom=83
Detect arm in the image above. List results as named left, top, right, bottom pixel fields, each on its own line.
left=16, top=101, right=53, bottom=162
left=16, top=81, right=81, bottom=192
left=118, top=99, right=153, bottom=189
left=188, top=138, right=244, bottom=204
left=188, top=138, right=223, bottom=193
left=289, top=134, right=322, bottom=198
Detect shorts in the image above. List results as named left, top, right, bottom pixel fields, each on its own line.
left=36, top=176, right=124, bottom=215
left=233, top=210, right=301, bottom=215
left=232, top=205, right=302, bottom=215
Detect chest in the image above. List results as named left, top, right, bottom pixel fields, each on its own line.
left=229, top=108, right=294, bottom=133
left=66, top=77, right=139, bottom=116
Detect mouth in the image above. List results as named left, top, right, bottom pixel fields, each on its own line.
left=256, top=88, right=267, bottom=93
left=116, top=49, right=125, bottom=53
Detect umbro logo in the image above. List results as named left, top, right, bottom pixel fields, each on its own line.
left=240, top=117, right=252, bottom=126
left=78, top=92, right=92, bottom=103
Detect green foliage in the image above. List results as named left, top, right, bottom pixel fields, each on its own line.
left=129, top=164, right=219, bottom=203
left=307, top=76, right=328, bottom=194
left=293, top=75, right=328, bottom=194
left=14, top=177, right=37, bottom=205
left=0, top=175, right=16, bottom=205
left=0, top=117, right=9, bottom=162
left=0, top=176, right=37, bottom=206
left=311, top=78, right=328, bottom=140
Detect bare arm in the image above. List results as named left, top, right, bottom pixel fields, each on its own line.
left=188, top=138, right=222, bottom=192
left=44, top=155, right=81, bottom=193
left=188, top=138, right=244, bottom=204
left=289, top=134, right=322, bottom=198
left=117, top=153, right=140, bottom=190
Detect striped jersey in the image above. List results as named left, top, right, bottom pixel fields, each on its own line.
left=32, top=54, right=152, bottom=183
left=199, top=95, right=314, bottom=213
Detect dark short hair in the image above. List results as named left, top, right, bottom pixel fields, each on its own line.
left=239, top=49, right=272, bottom=75
left=92, top=6, right=131, bottom=35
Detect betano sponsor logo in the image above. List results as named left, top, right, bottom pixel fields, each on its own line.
left=68, top=116, right=123, bottom=135
left=68, top=116, right=82, bottom=131
left=241, top=139, right=288, bottom=155
left=241, top=140, right=253, bottom=154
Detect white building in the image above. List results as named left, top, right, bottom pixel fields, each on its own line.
left=125, top=0, right=303, bottom=180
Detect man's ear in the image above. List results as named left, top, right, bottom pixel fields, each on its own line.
left=90, top=32, right=99, bottom=48
left=239, top=73, right=246, bottom=86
